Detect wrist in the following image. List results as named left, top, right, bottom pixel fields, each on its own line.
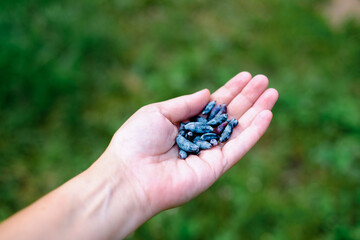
left=0, top=152, right=151, bottom=240
left=73, top=151, right=153, bottom=239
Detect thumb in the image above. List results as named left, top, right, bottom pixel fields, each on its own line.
left=156, top=89, right=211, bottom=123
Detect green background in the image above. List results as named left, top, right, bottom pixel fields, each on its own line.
left=1, top=0, right=359, bottom=239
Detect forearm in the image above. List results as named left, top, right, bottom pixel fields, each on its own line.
left=0, top=152, right=152, bottom=240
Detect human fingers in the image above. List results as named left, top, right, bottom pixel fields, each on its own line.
left=156, top=89, right=210, bottom=123
left=222, top=110, right=273, bottom=171
left=227, top=74, right=269, bottom=119
left=236, top=88, right=278, bottom=132
left=211, top=71, right=252, bottom=105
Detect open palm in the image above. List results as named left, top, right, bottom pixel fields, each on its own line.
left=107, top=72, right=278, bottom=214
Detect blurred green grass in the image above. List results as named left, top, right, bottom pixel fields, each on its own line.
left=1, top=0, right=360, bottom=239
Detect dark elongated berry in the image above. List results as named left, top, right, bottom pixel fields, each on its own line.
left=194, top=140, right=212, bottom=150
left=176, top=135, right=199, bottom=153
left=219, top=123, right=234, bottom=142
left=210, top=139, right=218, bottom=146
left=200, top=133, right=219, bottom=141
left=184, top=122, right=213, bottom=133
left=213, top=121, right=228, bottom=135
left=231, top=119, right=238, bottom=127
left=179, top=149, right=188, bottom=159
left=175, top=101, right=238, bottom=158
left=208, top=105, right=221, bottom=120
left=179, top=129, right=186, bottom=136
left=216, top=104, right=227, bottom=116
left=202, top=101, right=216, bottom=115
left=207, top=114, right=228, bottom=126
left=227, top=118, right=239, bottom=127
left=190, top=116, right=207, bottom=123
left=193, top=136, right=201, bottom=143
left=185, top=131, right=194, bottom=141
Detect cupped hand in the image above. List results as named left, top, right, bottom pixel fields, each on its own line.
left=103, top=72, right=278, bottom=215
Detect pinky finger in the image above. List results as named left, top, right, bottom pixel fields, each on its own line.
left=222, top=110, right=273, bottom=172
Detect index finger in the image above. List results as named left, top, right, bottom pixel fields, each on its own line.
left=211, top=71, right=252, bottom=104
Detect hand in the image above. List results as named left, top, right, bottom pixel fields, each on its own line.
left=0, top=72, right=279, bottom=240
left=101, top=72, right=279, bottom=214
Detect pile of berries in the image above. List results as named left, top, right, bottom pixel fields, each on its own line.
left=176, top=101, right=238, bottom=159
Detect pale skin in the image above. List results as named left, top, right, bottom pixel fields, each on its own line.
left=0, top=72, right=278, bottom=240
